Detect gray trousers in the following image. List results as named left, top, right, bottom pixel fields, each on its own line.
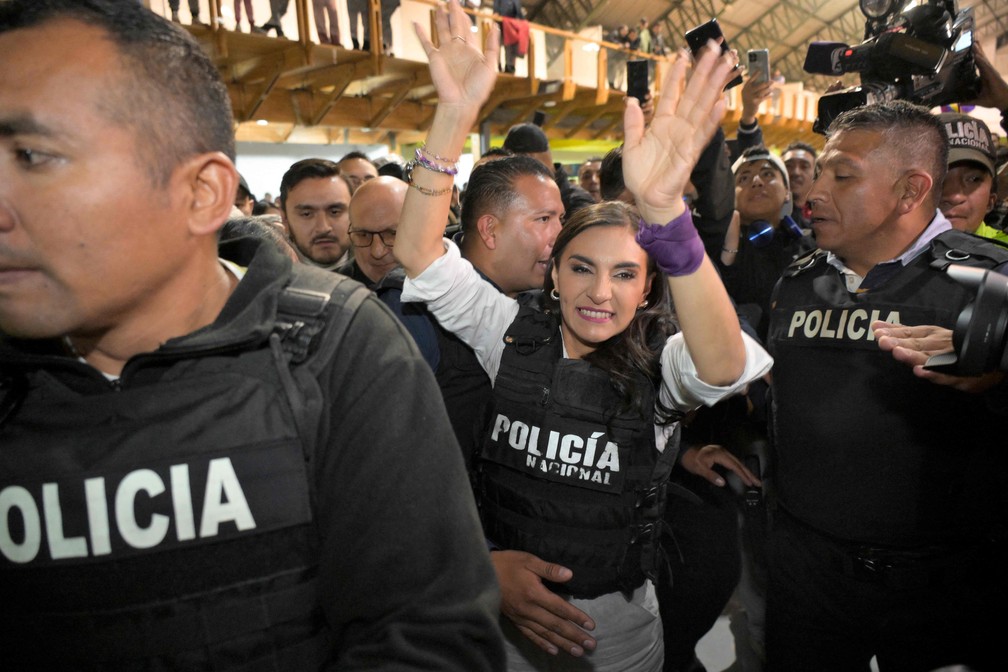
left=500, top=581, right=663, bottom=671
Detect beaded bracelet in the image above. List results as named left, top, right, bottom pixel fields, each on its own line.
left=408, top=180, right=453, bottom=197
left=414, top=149, right=459, bottom=176
left=418, top=143, right=459, bottom=164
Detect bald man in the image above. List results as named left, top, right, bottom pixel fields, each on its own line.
left=339, top=176, right=407, bottom=286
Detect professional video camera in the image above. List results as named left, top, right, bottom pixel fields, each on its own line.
left=804, top=0, right=981, bottom=134
left=924, top=266, right=1008, bottom=376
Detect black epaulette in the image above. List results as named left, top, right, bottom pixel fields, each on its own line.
left=783, top=248, right=826, bottom=277
left=929, top=229, right=1008, bottom=272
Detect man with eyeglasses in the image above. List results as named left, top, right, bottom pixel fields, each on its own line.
left=339, top=176, right=404, bottom=286
left=335, top=176, right=440, bottom=370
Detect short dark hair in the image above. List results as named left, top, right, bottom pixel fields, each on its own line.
left=251, top=199, right=280, bottom=216
left=599, top=146, right=625, bottom=201
left=220, top=215, right=297, bottom=259
left=502, top=123, right=550, bottom=154
left=579, top=157, right=603, bottom=176
left=481, top=147, right=515, bottom=161
left=564, top=185, right=597, bottom=219
left=237, top=174, right=254, bottom=201
left=782, top=141, right=817, bottom=160
left=279, top=158, right=347, bottom=210
left=827, top=100, right=946, bottom=206
left=339, top=151, right=376, bottom=166
left=460, top=155, right=553, bottom=238
left=377, top=162, right=405, bottom=180
left=0, top=0, right=235, bottom=186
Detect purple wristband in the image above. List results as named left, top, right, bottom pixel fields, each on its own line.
left=635, top=209, right=704, bottom=276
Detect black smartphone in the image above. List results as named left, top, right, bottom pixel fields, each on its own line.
left=626, top=59, right=648, bottom=103
left=684, top=18, right=743, bottom=90
left=685, top=18, right=726, bottom=55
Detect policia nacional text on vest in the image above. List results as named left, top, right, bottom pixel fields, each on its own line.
left=479, top=307, right=679, bottom=598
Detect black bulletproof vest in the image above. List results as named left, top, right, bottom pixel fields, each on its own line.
left=768, top=230, right=1008, bottom=546
left=0, top=265, right=368, bottom=670
left=479, top=308, right=677, bottom=598
left=375, top=268, right=492, bottom=473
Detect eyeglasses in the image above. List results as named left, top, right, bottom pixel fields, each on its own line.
left=348, top=229, right=396, bottom=247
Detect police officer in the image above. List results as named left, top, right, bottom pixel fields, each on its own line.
left=0, top=1, right=502, bottom=669
left=765, top=100, right=1008, bottom=671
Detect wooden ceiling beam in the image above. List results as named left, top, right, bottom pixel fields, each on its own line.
left=368, top=78, right=417, bottom=128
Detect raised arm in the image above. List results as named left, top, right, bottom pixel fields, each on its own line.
left=623, top=46, right=746, bottom=386
left=395, top=0, right=499, bottom=278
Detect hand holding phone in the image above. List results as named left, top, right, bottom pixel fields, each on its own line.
left=626, top=59, right=649, bottom=103
left=684, top=19, right=743, bottom=90
left=747, top=49, right=771, bottom=83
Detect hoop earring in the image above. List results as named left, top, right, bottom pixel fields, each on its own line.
left=550, top=288, right=560, bottom=300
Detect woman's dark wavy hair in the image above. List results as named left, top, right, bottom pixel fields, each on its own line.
left=542, top=201, right=680, bottom=424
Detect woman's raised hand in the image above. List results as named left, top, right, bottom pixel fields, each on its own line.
left=623, top=45, right=736, bottom=221
left=414, top=0, right=499, bottom=121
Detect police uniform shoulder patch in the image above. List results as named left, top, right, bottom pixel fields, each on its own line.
left=784, top=248, right=825, bottom=277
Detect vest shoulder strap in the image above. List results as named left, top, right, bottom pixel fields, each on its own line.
left=273, top=267, right=370, bottom=371
left=501, top=305, right=560, bottom=357
left=929, top=229, right=1008, bottom=271
left=269, top=268, right=370, bottom=514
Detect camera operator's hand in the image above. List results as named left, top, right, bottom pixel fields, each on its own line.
left=873, top=321, right=1005, bottom=394
left=823, top=79, right=846, bottom=95
left=966, top=43, right=1008, bottom=111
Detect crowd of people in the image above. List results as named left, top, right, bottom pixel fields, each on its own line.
left=160, top=1, right=678, bottom=85
left=163, top=0, right=511, bottom=59
left=4, top=1, right=1008, bottom=671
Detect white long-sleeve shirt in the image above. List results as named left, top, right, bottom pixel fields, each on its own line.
left=402, top=240, right=774, bottom=449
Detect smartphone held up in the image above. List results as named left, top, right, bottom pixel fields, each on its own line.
left=748, top=48, right=771, bottom=83
left=626, top=59, right=649, bottom=103
left=684, top=18, right=743, bottom=90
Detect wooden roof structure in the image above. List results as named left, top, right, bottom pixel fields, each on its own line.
left=174, top=0, right=1007, bottom=155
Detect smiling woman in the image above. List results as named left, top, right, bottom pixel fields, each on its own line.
left=392, top=2, right=773, bottom=670
left=543, top=201, right=667, bottom=406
